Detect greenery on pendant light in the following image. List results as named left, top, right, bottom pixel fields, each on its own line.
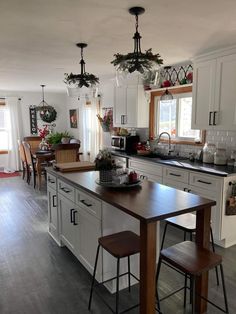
left=64, top=72, right=99, bottom=88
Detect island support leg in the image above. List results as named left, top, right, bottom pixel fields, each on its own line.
left=140, top=221, right=157, bottom=314
left=195, top=206, right=211, bottom=313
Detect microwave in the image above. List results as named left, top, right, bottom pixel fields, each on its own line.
left=111, top=135, right=140, bottom=153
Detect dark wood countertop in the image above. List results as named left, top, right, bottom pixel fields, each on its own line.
left=47, top=168, right=216, bottom=223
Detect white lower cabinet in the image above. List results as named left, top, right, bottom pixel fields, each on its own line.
left=48, top=185, right=60, bottom=244
left=129, top=158, right=163, bottom=183
left=59, top=194, right=79, bottom=254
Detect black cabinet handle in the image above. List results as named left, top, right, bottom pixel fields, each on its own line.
left=73, top=210, right=78, bottom=225
left=52, top=195, right=57, bottom=207
left=70, top=208, right=74, bottom=223
left=48, top=178, right=55, bottom=183
left=80, top=199, right=92, bottom=207
left=197, top=179, right=212, bottom=185
left=121, top=115, right=124, bottom=124
left=213, top=111, right=217, bottom=125
left=169, top=173, right=181, bottom=177
left=183, top=187, right=188, bottom=191
left=209, top=111, right=213, bottom=125
left=61, top=187, right=71, bottom=193
left=188, top=189, right=191, bottom=192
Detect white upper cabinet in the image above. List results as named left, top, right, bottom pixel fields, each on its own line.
left=192, top=46, right=236, bottom=130
left=114, top=83, right=149, bottom=128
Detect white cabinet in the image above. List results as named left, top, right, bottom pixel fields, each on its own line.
left=47, top=185, right=60, bottom=244
left=114, top=84, right=149, bottom=128
left=192, top=47, right=236, bottom=130
left=59, top=194, right=79, bottom=254
left=129, top=158, right=163, bottom=183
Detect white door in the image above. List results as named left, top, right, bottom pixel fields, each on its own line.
left=215, top=54, right=236, bottom=130
left=114, top=86, right=126, bottom=126
left=48, top=186, right=58, bottom=241
left=78, top=207, right=102, bottom=280
left=59, top=195, right=78, bottom=253
left=192, top=59, right=216, bottom=129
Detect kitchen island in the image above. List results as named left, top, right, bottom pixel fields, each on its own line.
left=46, top=168, right=216, bottom=314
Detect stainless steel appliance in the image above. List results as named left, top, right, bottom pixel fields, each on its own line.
left=111, top=135, right=139, bottom=153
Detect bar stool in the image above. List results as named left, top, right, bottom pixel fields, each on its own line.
left=88, top=231, right=140, bottom=314
left=161, top=213, right=219, bottom=286
left=156, top=241, right=229, bottom=314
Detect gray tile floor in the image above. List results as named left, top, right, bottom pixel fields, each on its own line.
left=0, top=176, right=235, bottom=313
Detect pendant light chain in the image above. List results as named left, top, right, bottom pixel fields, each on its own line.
left=80, top=46, right=86, bottom=75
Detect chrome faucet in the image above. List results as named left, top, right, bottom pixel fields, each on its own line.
left=157, top=132, right=172, bottom=155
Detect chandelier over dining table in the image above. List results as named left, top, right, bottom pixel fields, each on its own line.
left=111, top=6, right=163, bottom=75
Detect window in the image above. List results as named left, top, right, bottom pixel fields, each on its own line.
left=155, top=92, right=200, bottom=141
left=0, top=106, right=11, bottom=151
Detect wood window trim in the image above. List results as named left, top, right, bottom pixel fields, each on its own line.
left=0, top=150, right=8, bottom=154
left=149, top=86, right=205, bottom=145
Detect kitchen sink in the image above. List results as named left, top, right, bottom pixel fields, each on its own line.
left=143, top=153, right=187, bottom=160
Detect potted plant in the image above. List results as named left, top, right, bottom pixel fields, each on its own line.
left=61, top=131, right=73, bottom=144
left=46, top=132, right=63, bottom=145
left=94, top=149, right=115, bottom=182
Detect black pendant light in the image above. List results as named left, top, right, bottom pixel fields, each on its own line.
left=64, top=43, right=99, bottom=88
left=36, top=85, right=57, bottom=123
left=111, top=7, right=163, bottom=75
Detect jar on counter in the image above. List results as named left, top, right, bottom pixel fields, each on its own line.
left=203, top=143, right=216, bottom=164
left=214, top=148, right=227, bottom=165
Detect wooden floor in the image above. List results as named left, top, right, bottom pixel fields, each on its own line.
left=0, top=176, right=236, bottom=314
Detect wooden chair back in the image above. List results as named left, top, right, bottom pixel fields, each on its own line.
left=23, top=136, right=41, bottom=154
left=22, top=141, right=34, bottom=167
left=53, top=143, right=80, bottom=163
left=18, top=140, right=27, bottom=163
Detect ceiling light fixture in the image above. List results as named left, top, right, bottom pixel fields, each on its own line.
left=111, top=7, right=163, bottom=76
left=36, top=85, right=57, bottom=123
left=64, top=43, right=99, bottom=89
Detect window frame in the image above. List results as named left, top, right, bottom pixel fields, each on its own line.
left=0, top=103, right=9, bottom=154
left=149, top=85, right=205, bottom=145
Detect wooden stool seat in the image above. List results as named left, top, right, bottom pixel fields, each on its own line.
left=160, top=241, right=222, bottom=276
left=98, top=231, right=140, bottom=258
left=165, top=213, right=196, bottom=232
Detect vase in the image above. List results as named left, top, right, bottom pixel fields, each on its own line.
left=101, top=123, right=110, bottom=132
left=99, top=170, right=112, bottom=183
left=39, top=138, right=49, bottom=151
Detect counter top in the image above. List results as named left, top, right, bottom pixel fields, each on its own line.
left=47, top=168, right=215, bottom=223
left=111, top=151, right=236, bottom=177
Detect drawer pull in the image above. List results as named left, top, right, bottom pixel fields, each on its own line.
left=197, top=179, right=212, bottom=185
left=48, top=178, right=55, bottom=183
left=72, top=210, right=78, bottom=226
left=80, top=199, right=92, bottom=207
left=70, top=208, right=74, bottom=223
left=61, top=187, right=71, bottom=193
left=169, top=173, right=181, bottom=177
left=52, top=195, right=57, bottom=207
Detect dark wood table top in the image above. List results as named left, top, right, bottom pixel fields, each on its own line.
left=46, top=169, right=216, bottom=223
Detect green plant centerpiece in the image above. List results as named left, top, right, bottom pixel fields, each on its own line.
left=46, top=131, right=73, bottom=145
left=94, top=149, right=115, bottom=183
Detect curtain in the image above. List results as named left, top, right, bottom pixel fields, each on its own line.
left=5, top=97, right=23, bottom=172
left=79, top=97, right=100, bottom=162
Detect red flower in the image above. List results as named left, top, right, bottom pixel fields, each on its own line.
left=38, top=126, right=49, bottom=139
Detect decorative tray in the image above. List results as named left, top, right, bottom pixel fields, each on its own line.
left=95, top=179, right=142, bottom=188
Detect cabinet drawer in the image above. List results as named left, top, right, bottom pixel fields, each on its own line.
left=163, top=166, right=189, bottom=183
left=76, top=189, right=102, bottom=220
left=58, top=179, right=75, bottom=202
left=189, top=172, right=220, bottom=192
left=47, top=173, right=57, bottom=190
left=129, top=159, right=163, bottom=177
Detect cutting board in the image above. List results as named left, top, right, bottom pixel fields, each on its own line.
left=54, top=161, right=95, bottom=172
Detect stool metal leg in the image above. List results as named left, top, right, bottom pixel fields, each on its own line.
left=190, top=276, right=195, bottom=314
left=116, top=258, right=120, bottom=314
left=155, top=257, right=162, bottom=312
left=220, top=264, right=229, bottom=314
left=128, top=256, right=131, bottom=292
left=184, top=274, right=187, bottom=307
left=210, top=227, right=220, bottom=286
left=160, top=223, right=168, bottom=250
left=88, top=244, right=100, bottom=310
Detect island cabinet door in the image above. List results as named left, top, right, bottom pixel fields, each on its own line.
left=58, top=194, right=78, bottom=254
left=47, top=186, right=59, bottom=243
left=77, top=206, right=102, bottom=281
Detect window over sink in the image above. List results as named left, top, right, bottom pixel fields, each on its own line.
left=149, top=86, right=205, bottom=144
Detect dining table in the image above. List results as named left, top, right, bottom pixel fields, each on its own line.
left=33, top=150, right=55, bottom=189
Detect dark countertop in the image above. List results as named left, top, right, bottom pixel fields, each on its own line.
left=47, top=168, right=215, bottom=223
left=111, top=150, right=236, bottom=177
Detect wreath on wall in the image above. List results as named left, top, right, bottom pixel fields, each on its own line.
left=37, top=105, right=57, bottom=123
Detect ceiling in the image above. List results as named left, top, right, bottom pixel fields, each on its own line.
left=1, top=0, right=236, bottom=92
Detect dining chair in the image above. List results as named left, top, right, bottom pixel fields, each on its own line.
left=23, top=136, right=41, bottom=154
left=18, top=140, right=28, bottom=181
left=53, top=143, right=81, bottom=163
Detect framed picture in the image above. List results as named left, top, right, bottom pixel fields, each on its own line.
left=69, top=109, right=78, bottom=128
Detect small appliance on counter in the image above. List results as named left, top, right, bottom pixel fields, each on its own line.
left=111, top=135, right=140, bottom=153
